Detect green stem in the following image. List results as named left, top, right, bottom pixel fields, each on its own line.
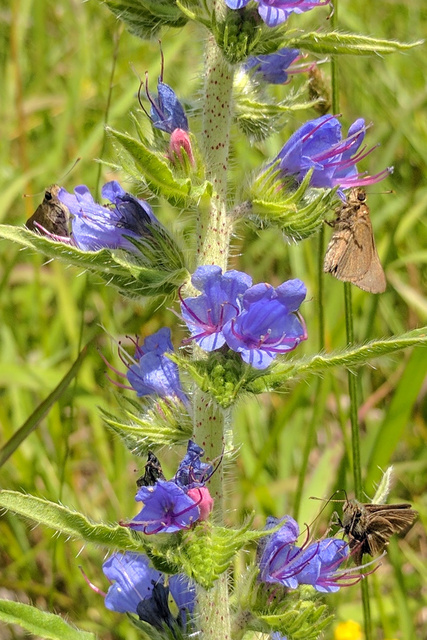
left=192, top=15, right=235, bottom=639
left=331, top=0, right=371, bottom=633
left=198, top=32, right=234, bottom=270
left=317, top=225, right=325, bottom=351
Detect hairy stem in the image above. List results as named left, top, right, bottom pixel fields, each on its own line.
left=192, top=15, right=235, bottom=639
left=197, top=32, right=234, bottom=270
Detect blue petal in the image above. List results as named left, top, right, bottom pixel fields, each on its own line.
left=103, top=552, right=163, bottom=613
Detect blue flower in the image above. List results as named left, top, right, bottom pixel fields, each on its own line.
left=259, top=516, right=300, bottom=582
left=222, top=279, right=307, bottom=369
left=147, top=79, right=189, bottom=135
left=173, top=440, right=214, bottom=489
left=181, top=265, right=252, bottom=351
left=129, top=480, right=201, bottom=534
left=102, top=552, right=163, bottom=614
left=125, top=327, right=188, bottom=405
left=225, top=0, right=330, bottom=27
left=296, top=538, right=349, bottom=593
left=101, top=552, right=196, bottom=631
left=244, top=48, right=300, bottom=84
left=275, top=115, right=392, bottom=198
left=57, top=181, right=157, bottom=252
left=124, top=441, right=214, bottom=534
left=259, top=517, right=354, bottom=593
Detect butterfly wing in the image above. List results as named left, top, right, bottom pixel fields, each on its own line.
left=324, top=195, right=386, bottom=294
left=26, top=185, right=71, bottom=237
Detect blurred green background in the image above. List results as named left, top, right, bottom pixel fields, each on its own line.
left=0, top=1, right=426, bottom=638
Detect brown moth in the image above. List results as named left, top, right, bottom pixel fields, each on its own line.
left=323, top=188, right=386, bottom=293
left=342, top=499, right=417, bottom=564
left=25, top=185, right=71, bottom=238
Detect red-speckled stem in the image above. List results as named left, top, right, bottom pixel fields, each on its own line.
left=192, top=18, right=234, bottom=640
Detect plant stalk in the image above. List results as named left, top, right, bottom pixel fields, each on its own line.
left=192, top=15, right=235, bottom=638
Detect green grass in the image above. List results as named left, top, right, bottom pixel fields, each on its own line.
left=0, top=1, right=426, bottom=639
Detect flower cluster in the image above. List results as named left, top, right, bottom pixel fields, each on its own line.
left=273, top=115, right=392, bottom=198
left=123, top=441, right=214, bottom=534
left=181, top=265, right=307, bottom=369
left=225, top=0, right=330, bottom=27
left=259, top=516, right=362, bottom=592
left=101, top=552, right=195, bottom=632
left=57, top=181, right=158, bottom=252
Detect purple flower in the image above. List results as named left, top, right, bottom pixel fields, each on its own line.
left=102, top=552, right=163, bottom=613
left=275, top=115, right=392, bottom=198
left=181, top=265, right=252, bottom=351
left=225, top=0, right=330, bottom=27
left=259, top=516, right=300, bottom=582
left=173, top=440, right=214, bottom=489
left=125, top=327, right=188, bottom=405
left=142, top=54, right=188, bottom=135
left=297, top=538, right=349, bottom=593
left=124, top=440, right=214, bottom=534
left=100, top=552, right=196, bottom=630
left=147, top=80, right=189, bottom=135
left=57, top=181, right=157, bottom=252
left=128, top=480, right=201, bottom=534
left=259, top=517, right=356, bottom=593
left=244, top=48, right=300, bottom=84
left=222, top=279, right=307, bottom=369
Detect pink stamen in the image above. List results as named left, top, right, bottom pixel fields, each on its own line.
left=79, top=565, right=107, bottom=597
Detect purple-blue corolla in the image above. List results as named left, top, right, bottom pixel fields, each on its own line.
left=244, top=48, right=300, bottom=84
left=275, top=115, right=392, bottom=198
left=259, top=516, right=362, bottom=593
left=222, top=279, right=307, bottom=369
left=180, top=265, right=253, bottom=351
left=58, top=180, right=157, bottom=252
left=103, top=552, right=163, bottom=613
left=225, top=0, right=330, bottom=27
left=100, top=552, right=196, bottom=631
left=125, top=327, right=188, bottom=405
left=123, top=440, right=214, bottom=534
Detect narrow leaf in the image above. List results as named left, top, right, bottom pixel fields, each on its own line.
left=283, top=30, right=422, bottom=55
left=0, top=600, right=95, bottom=640
left=0, top=341, right=91, bottom=467
left=247, top=328, right=427, bottom=393
left=0, top=491, right=142, bottom=551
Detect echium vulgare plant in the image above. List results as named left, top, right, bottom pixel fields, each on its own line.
left=0, top=1, right=424, bottom=640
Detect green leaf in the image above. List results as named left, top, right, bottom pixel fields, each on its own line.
left=0, top=491, right=142, bottom=551
left=104, top=0, right=187, bottom=39
left=107, top=127, right=193, bottom=207
left=0, top=341, right=91, bottom=467
left=247, top=167, right=339, bottom=242
left=247, top=327, right=427, bottom=394
left=0, top=600, right=94, bottom=640
left=283, top=30, right=422, bottom=55
left=101, top=397, right=193, bottom=454
left=0, top=224, right=187, bottom=298
left=234, top=79, right=321, bottom=141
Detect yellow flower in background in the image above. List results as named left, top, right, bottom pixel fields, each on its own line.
left=334, top=620, right=363, bottom=640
